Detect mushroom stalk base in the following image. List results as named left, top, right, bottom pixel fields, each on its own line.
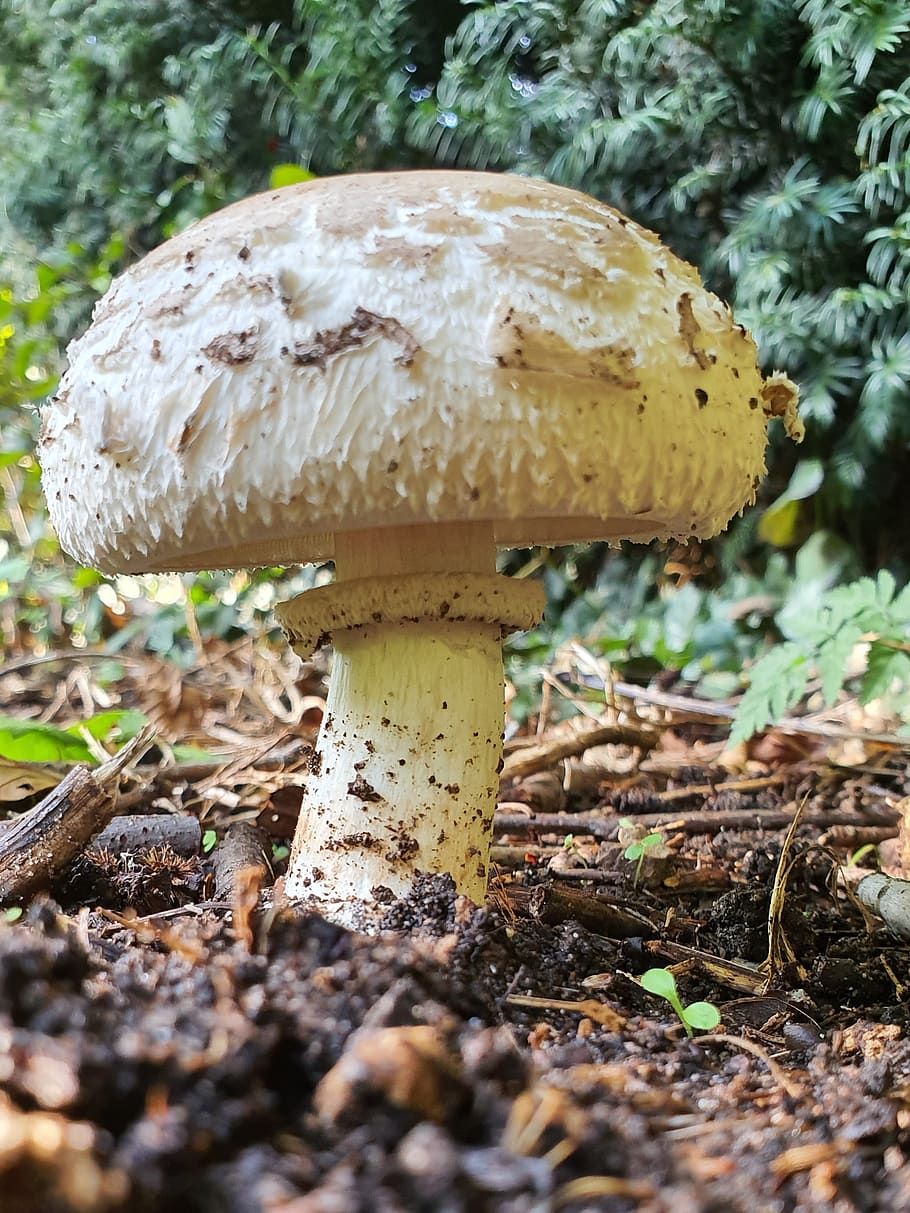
left=278, top=521, right=544, bottom=929
left=283, top=617, right=504, bottom=926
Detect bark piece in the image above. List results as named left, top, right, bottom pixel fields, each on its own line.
left=0, top=767, right=115, bottom=905
left=210, top=822, right=274, bottom=901
left=502, top=722, right=658, bottom=782
left=857, top=873, right=910, bottom=939
left=509, top=883, right=656, bottom=938
left=0, top=726, right=155, bottom=905
left=91, top=814, right=201, bottom=857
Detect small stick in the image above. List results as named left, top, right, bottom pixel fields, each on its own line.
left=856, top=873, right=910, bottom=939
left=90, top=814, right=202, bottom=858
left=508, top=883, right=655, bottom=937
left=610, top=677, right=909, bottom=746
left=505, top=994, right=625, bottom=1030
left=502, top=722, right=658, bottom=781
left=210, top=822, right=274, bottom=901
left=655, top=774, right=788, bottom=803
left=0, top=726, right=157, bottom=905
left=494, top=806, right=897, bottom=841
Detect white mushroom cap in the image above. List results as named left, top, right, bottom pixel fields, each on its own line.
left=39, top=171, right=800, bottom=572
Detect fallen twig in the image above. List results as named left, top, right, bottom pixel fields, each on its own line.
left=211, top=822, right=274, bottom=901
left=502, top=721, right=658, bottom=781
left=504, top=994, right=625, bottom=1030
left=610, top=678, right=910, bottom=747
left=0, top=726, right=156, bottom=904
left=507, top=883, right=655, bottom=937
left=91, top=813, right=202, bottom=857
left=856, top=872, right=910, bottom=939
left=494, top=805, right=898, bottom=842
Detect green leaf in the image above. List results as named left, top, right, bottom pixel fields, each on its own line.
left=0, top=718, right=93, bottom=764
left=4, top=908, right=23, bottom=923
left=817, top=623, right=864, bottom=705
left=758, top=460, right=825, bottom=546
left=683, top=1001, right=721, bottom=1031
left=640, top=968, right=678, bottom=1000
left=170, top=745, right=223, bottom=764
left=758, top=498, right=801, bottom=547
left=66, top=710, right=149, bottom=744
left=202, top=829, right=218, bottom=853
left=862, top=644, right=910, bottom=704
left=731, top=644, right=810, bottom=745
left=269, top=163, right=316, bottom=189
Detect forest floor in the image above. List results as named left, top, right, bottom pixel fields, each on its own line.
left=1, top=637, right=910, bottom=1213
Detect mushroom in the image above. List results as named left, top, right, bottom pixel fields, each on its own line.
left=39, top=171, right=801, bottom=928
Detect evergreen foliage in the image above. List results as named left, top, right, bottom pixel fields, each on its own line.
left=2, top=0, right=909, bottom=560
left=3, top=0, right=910, bottom=684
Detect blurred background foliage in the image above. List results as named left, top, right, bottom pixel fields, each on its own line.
left=2, top=0, right=910, bottom=710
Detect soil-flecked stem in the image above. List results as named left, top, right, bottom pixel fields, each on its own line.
left=284, top=616, right=505, bottom=923
left=281, top=521, right=543, bottom=927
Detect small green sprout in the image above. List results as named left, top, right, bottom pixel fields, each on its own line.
left=272, top=844, right=290, bottom=862
left=639, top=967, right=721, bottom=1038
left=848, top=843, right=878, bottom=866
left=202, top=829, right=218, bottom=854
left=619, top=818, right=665, bottom=887
left=3, top=907, right=23, bottom=924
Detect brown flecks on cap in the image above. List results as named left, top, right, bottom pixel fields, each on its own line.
left=494, top=314, right=640, bottom=389
left=676, top=293, right=711, bottom=371
left=749, top=397, right=759, bottom=409
left=761, top=379, right=796, bottom=417
left=238, top=245, right=251, bottom=261
left=202, top=327, right=259, bottom=365
left=151, top=339, right=162, bottom=361
left=283, top=307, right=420, bottom=371
left=695, top=388, right=708, bottom=408
left=172, top=407, right=202, bottom=455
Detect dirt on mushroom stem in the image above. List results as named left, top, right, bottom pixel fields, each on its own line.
left=279, top=521, right=543, bottom=928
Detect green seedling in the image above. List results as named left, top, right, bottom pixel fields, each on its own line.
left=202, top=829, right=218, bottom=854
left=619, top=818, right=665, bottom=887
left=3, top=908, right=23, bottom=924
left=639, top=967, right=721, bottom=1038
left=848, top=843, right=878, bottom=866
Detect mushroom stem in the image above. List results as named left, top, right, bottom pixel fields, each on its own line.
left=279, top=522, right=543, bottom=927
left=334, top=521, right=496, bottom=580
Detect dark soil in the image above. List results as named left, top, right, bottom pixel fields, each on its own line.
left=4, top=832, right=910, bottom=1213
left=4, top=648, right=910, bottom=1211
